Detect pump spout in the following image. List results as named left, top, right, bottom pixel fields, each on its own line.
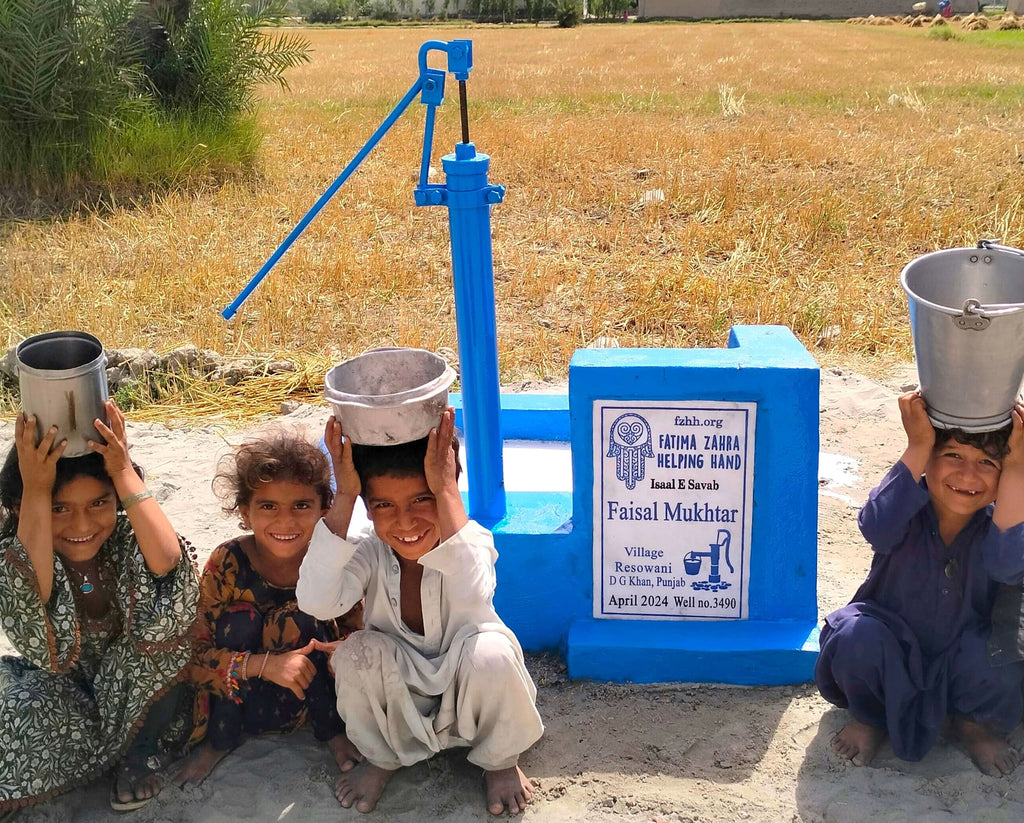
left=708, top=529, right=733, bottom=584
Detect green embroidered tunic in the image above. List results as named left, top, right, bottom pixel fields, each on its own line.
left=0, top=515, right=199, bottom=811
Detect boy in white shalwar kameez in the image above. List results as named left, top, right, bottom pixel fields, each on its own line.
left=296, top=408, right=544, bottom=815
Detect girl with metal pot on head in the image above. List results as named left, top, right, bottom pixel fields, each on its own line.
left=0, top=400, right=200, bottom=813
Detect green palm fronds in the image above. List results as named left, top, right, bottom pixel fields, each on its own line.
left=0, top=0, right=309, bottom=185
left=144, top=0, right=310, bottom=119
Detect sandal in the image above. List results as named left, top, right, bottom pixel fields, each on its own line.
left=110, top=758, right=163, bottom=812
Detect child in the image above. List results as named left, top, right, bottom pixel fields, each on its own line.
left=172, top=430, right=363, bottom=786
left=815, top=391, right=1024, bottom=776
left=297, top=408, right=544, bottom=815
left=0, top=401, right=199, bottom=813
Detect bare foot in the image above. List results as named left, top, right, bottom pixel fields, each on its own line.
left=484, top=765, right=534, bottom=815
left=334, top=761, right=395, bottom=813
left=112, top=761, right=163, bottom=809
left=328, top=732, right=364, bottom=773
left=953, top=716, right=1020, bottom=777
left=170, top=743, right=231, bottom=787
left=831, top=719, right=886, bottom=766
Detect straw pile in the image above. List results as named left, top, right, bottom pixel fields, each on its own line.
left=846, top=10, right=1024, bottom=28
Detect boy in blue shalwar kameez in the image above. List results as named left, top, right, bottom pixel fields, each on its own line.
left=815, top=391, right=1024, bottom=776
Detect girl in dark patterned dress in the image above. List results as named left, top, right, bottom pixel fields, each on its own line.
left=0, top=401, right=200, bottom=813
left=172, top=429, right=362, bottom=786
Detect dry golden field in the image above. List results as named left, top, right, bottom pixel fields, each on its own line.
left=3, top=22, right=1024, bottom=416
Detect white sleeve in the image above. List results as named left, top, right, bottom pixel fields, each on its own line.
left=418, top=520, right=497, bottom=601
left=297, top=519, right=375, bottom=619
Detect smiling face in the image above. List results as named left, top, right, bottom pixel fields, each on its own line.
left=364, top=473, right=440, bottom=563
left=50, top=475, right=118, bottom=562
left=925, top=438, right=1002, bottom=529
left=239, top=480, right=326, bottom=561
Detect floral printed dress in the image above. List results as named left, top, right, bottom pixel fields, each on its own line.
left=188, top=537, right=361, bottom=747
left=0, top=516, right=199, bottom=811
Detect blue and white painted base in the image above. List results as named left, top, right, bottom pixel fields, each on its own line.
left=449, top=325, right=820, bottom=685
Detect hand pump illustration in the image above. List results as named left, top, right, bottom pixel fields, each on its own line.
left=684, top=529, right=734, bottom=592
left=221, top=40, right=508, bottom=524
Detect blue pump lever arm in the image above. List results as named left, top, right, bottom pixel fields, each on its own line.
left=220, top=76, right=425, bottom=320
left=221, top=38, right=474, bottom=320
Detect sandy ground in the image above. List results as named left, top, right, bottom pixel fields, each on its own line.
left=6, top=364, right=1024, bottom=823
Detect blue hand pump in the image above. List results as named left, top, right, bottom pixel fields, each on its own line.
left=221, top=40, right=507, bottom=524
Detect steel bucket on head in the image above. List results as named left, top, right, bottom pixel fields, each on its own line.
left=901, top=241, right=1024, bottom=433
left=16, top=331, right=109, bottom=457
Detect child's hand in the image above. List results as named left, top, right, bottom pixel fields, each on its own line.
left=897, top=391, right=934, bottom=480
left=424, top=407, right=459, bottom=497
left=88, top=400, right=134, bottom=480
left=1003, top=401, right=1024, bottom=470
left=259, top=640, right=318, bottom=700
left=325, top=418, right=360, bottom=499
left=15, top=413, right=66, bottom=493
left=898, top=391, right=935, bottom=452
left=322, top=418, right=360, bottom=538
left=13, top=414, right=65, bottom=602
left=425, top=407, right=468, bottom=541
left=311, top=638, right=342, bottom=678
left=993, top=401, right=1024, bottom=532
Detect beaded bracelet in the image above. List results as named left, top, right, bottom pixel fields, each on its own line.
left=226, top=651, right=248, bottom=695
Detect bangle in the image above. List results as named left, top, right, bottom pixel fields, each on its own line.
left=257, top=651, right=270, bottom=679
left=240, top=651, right=251, bottom=681
left=121, top=490, right=153, bottom=510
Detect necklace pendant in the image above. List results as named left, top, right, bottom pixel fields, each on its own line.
left=80, top=582, right=94, bottom=594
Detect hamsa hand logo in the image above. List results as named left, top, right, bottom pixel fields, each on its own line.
left=607, top=413, right=653, bottom=490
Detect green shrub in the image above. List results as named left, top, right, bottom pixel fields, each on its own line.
left=0, top=0, right=148, bottom=184
left=143, top=0, right=310, bottom=121
left=304, top=0, right=348, bottom=22
left=90, top=108, right=262, bottom=187
left=927, top=22, right=960, bottom=40
left=0, top=0, right=310, bottom=188
left=357, top=0, right=397, bottom=19
left=556, top=0, right=580, bottom=26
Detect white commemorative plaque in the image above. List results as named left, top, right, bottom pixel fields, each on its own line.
left=593, top=400, right=755, bottom=620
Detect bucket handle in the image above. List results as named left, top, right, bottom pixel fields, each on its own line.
left=978, top=238, right=1024, bottom=259
left=954, top=299, right=994, bottom=331
left=949, top=298, right=1024, bottom=332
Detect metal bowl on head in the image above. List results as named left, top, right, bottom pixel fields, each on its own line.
left=324, top=348, right=456, bottom=446
left=16, top=330, right=109, bottom=457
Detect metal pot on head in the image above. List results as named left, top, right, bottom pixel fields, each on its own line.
left=901, top=241, right=1024, bottom=432
left=16, top=331, right=109, bottom=457
left=325, top=348, right=456, bottom=446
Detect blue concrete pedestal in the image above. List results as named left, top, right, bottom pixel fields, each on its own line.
left=568, top=619, right=820, bottom=685
left=566, top=326, right=820, bottom=684
left=453, top=325, right=821, bottom=685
